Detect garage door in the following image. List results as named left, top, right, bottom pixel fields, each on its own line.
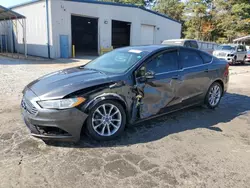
left=140, top=25, right=155, bottom=45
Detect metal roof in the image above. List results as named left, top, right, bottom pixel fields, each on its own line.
left=10, top=0, right=181, bottom=24
left=0, top=5, right=25, bottom=21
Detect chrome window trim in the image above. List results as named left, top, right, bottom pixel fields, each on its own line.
left=155, top=58, right=213, bottom=76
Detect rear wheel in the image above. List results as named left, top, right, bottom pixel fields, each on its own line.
left=205, top=82, right=223, bottom=109
left=232, top=56, right=237, bottom=65
left=86, top=100, right=126, bottom=141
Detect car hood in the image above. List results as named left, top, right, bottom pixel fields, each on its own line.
left=214, top=50, right=235, bottom=54
left=26, top=67, right=113, bottom=100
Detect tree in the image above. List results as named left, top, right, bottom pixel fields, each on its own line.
left=153, top=0, right=185, bottom=22
left=212, top=0, right=250, bottom=42
left=183, top=0, right=211, bottom=40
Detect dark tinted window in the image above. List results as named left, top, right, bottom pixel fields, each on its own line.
left=199, top=51, right=213, bottom=64
left=184, top=41, right=191, bottom=48
left=146, top=51, right=178, bottom=73
left=179, top=49, right=203, bottom=68
left=190, top=41, right=199, bottom=49
left=237, top=45, right=244, bottom=51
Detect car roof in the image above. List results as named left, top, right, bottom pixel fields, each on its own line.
left=117, top=45, right=176, bottom=53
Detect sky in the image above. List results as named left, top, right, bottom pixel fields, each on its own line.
left=1, top=0, right=34, bottom=8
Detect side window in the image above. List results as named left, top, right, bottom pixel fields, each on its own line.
left=145, top=51, right=179, bottom=74
left=184, top=41, right=191, bottom=48
left=190, top=41, right=199, bottom=49
left=243, top=45, right=247, bottom=51
left=179, top=49, right=204, bottom=68
left=199, top=51, right=213, bottom=64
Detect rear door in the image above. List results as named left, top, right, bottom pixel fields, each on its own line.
left=177, top=48, right=211, bottom=105
left=135, top=49, right=182, bottom=119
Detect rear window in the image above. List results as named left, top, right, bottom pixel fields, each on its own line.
left=179, top=49, right=204, bottom=68
left=199, top=51, right=213, bottom=64
left=189, top=41, right=199, bottom=49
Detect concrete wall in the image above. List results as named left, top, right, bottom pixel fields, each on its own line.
left=50, top=0, right=181, bottom=58
left=11, top=1, right=50, bottom=58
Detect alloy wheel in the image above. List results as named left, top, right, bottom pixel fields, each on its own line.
left=91, top=103, right=122, bottom=136
left=208, top=84, right=221, bottom=106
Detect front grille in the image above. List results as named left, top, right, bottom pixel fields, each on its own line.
left=218, top=52, right=227, bottom=57
left=22, top=97, right=38, bottom=115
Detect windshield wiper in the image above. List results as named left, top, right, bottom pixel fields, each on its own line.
left=81, top=67, right=106, bottom=74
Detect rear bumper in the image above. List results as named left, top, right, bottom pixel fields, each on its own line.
left=245, top=57, right=250, bottom=62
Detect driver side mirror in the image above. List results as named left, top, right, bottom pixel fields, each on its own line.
left=145, top=70, right=155, bottom=79
left=136, top=66, right=155, bottom=83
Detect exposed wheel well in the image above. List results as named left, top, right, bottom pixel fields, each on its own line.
left=111, top=99, right=129, bottom=123
left=214, top=80, right=224, bottom=94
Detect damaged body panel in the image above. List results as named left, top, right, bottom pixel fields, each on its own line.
left=21, top=45, right=229, bottom=142
left=135, top=71, right=182, bottom=119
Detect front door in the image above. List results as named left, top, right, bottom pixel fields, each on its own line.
left=135, top=49, right=182, bottom=119
left=177, top=48, right=211, bottom=105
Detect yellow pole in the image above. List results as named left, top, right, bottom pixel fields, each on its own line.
left=72, top=45, right=75, bottom=58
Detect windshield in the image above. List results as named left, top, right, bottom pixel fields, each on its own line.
left=84, top=49, right=149, bottom=73
left=217, top=45, right=236, bottom=51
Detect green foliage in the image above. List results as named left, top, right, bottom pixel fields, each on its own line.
left=153, top=0, right=185, bottom=22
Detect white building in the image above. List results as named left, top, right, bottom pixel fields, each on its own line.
left=3, top=0, right=182, bottom=58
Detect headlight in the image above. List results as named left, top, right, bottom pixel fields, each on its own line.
left=37, top=97, right=86, bottom=109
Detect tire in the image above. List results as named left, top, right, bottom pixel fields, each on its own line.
left=85, top=100, right=126, bottom=141
left=232, top=56, right=237, bottom=65
left=205, top=82, right=223, bottom=109
left=241, top=56, right=246, bottom=65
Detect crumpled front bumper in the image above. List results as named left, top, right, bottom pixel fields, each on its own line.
left=21, top=89, right=88, bottom=142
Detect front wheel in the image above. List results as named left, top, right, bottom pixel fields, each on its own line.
left=86, top=100, right=126, bottom=141
left=205, top=82, right=223, bottom=109
left=232, top=56, right=237, bottom=65
left=241, top=56, right=246, bottom=65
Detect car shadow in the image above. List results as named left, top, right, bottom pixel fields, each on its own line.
left=48, top=92, right=250, bottom=148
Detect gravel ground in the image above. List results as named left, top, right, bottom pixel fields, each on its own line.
left=0, top=56, right=250, bottom=188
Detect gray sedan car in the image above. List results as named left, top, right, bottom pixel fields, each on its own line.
left=21, top=45, right=229, bottom=142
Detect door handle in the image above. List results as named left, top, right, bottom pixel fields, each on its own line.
left=172, top=75, right=181, bottom=80
left=204, top=68, right=209, bottom=73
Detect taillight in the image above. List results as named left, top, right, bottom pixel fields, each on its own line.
left=224, top=63, right=229, bottom=77
left=247, top=54, right=250, bottom=58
